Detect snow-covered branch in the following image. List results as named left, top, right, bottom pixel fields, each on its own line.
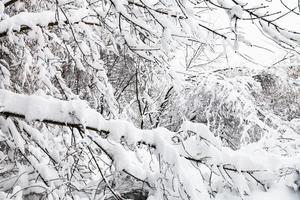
left=1, top=1, right=300, bottom=199
left=0, top=9, right=96, bottom=37
left=1, top=89, right=299, bottom=199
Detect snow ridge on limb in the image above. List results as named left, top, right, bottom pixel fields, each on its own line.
left=0, top=8, right=93, bottom=37
left=0, top=89, right=104, bottom=129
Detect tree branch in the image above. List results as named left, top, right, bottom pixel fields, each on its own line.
left=4, top=0, right=19, bottom=7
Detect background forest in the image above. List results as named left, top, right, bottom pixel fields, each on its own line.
left=0, top=0, right=300, bottom=199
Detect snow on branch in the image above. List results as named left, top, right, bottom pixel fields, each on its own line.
left=1, top=89, right=299, bottom=199
left=211, top=0, right=300, bottom=50
left=0, top=89, right=105, bottom=130
left=0, top=8, right=95, bottom=37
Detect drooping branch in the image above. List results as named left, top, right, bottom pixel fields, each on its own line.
left=206, top=0, right=300, bottom=48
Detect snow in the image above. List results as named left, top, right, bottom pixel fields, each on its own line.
left=6, top=119, right=26, bottom=153
left=2, top=89, right=296, bottom=176
left=0, top=89, right=105, bottom=127
left=0, top=8, right=91, bottom=35
left=217, top=0, right=233, bottom=8
left=0, top=2, right=4, bottom=16
left=111, top=0, right=157, bottom=36
left=215, top=184, right=300, bottom=200
left=1, top=1, right=300, bottom=199
left=180, top=121, right=222, bottom=148
left=0, top=73, right=299, bottom=199
left=230, top=5, right=244, bottom=19
left=28, top=154, right=59, bottom=183
left=88, top=132, right=150, bottom=180
left=0, top=11, right=56, bottom=33
left=11, top=185, right=22, bottom=200
left=246, top=184, right=300, bottom=200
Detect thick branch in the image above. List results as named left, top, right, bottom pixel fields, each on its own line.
left=0, top=110, right=105, bottom=133
left=4, top=0, right=19, bottom=7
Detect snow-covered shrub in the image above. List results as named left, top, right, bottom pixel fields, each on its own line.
left=254, top=71, right=300, bottom=121
left=157, top=68, right=299, bottom=150
left=160, top=72, right=262, bottom=149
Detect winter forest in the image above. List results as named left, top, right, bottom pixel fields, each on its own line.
left=0, top=0, right=300, bottom=199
